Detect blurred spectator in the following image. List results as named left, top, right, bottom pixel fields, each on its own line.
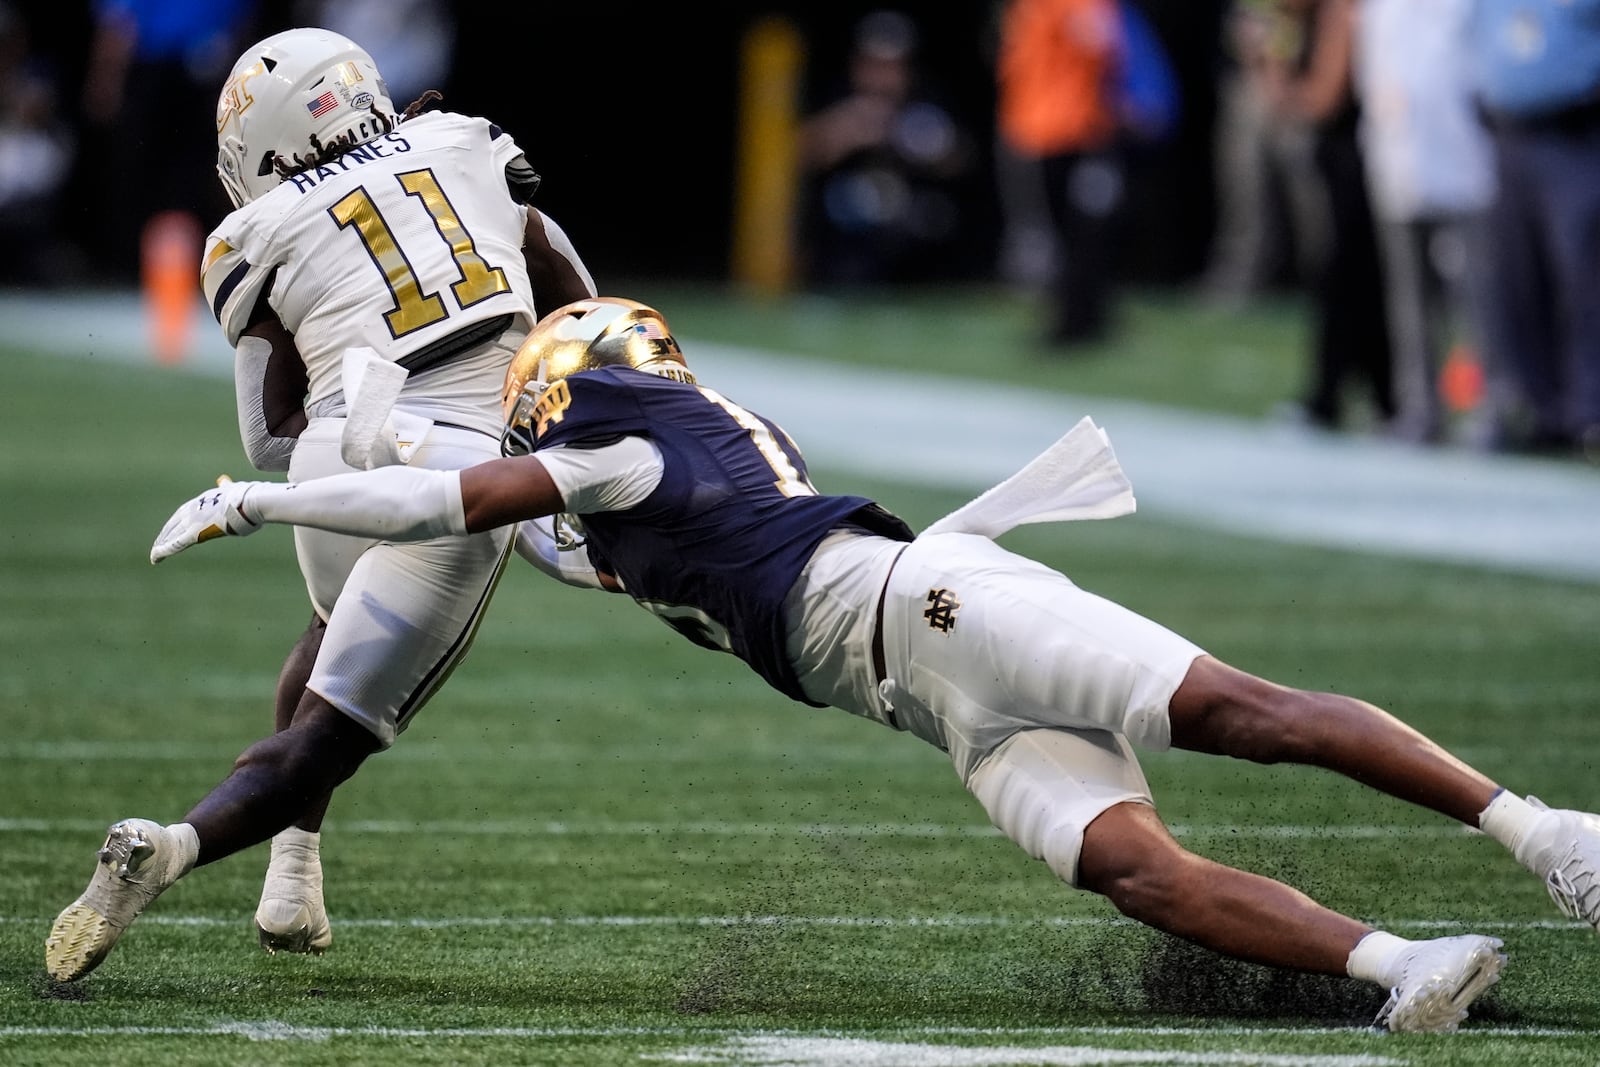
left=1202, top=0, right=1328, bottom=304
left=80, top=0, right=260, bottom=284
left=1263, top=0, right=1394, bottom=432
left=1468, top=0, right=1600, bottom=460
left=995, top=0, right=1126, bottom=347
left=291, top=0, right=455, bottom=105
left=797, top=10, right=976, bottom=288
left=0, top=3, right=75, bottom=286
left=1353, top=0, right=1494, bottom=445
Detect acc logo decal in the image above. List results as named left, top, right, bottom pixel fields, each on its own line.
left=533, top=379, right=572, bottom=436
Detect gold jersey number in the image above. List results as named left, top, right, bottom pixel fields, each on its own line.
left=329, top=168, right=511, bottom=338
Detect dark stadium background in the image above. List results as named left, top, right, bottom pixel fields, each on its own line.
left=28, top=0, right=1226, bottom=289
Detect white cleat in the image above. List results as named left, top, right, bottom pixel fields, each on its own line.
left=1517, top=797, right=1600, bottom=935
left=45, top=819, right=190, bottom=981
left=254, top=828, right=331, bottom=955
left=1374, top=934, right=1506, bottom=1033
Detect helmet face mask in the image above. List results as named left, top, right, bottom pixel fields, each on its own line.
left=215, top=28, right=397, bottom=207
left=500, top=298, right=692, bottom=457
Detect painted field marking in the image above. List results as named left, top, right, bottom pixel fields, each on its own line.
left=648, top=1035, right=1405, bottom=1066
left=1, top=914, right=1586, bottom=932
left=0, top=817, right=1489, bottom=840
left=1, top=1022, right=1594, bottom=1043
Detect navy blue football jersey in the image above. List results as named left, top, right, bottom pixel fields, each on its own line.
left=532, top=366, right=913, bottom=703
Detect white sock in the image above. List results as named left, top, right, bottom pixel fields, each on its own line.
left=1478, top=789, right=1544, bottom=862
left=168, top=822, right=201, bottom=876
left=272, top=826, right=321, bottom=851
left=267, top=827, right=322, bottom=876
left=1346, top=930, right=1413, bottom=986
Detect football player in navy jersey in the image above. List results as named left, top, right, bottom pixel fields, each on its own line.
left=96, top=298, right=1600, bottom=1032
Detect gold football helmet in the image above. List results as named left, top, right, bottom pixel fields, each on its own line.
left=500, top=297, right=693, bottom=456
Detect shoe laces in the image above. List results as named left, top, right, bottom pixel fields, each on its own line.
left=1544, top=845, right=1600, bottom=926
left=98, top=825, right=156, bottom=882
left=1525, top=797, right=1600, bottom=929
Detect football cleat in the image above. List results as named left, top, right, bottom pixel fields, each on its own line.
left=1516, top=797, right=1600, bottom=934
left=254, top=828, right=331, bottom=955
left=1373, top=934, right=1505, bottom=1033
left=45, top=819, right=191, bottom=981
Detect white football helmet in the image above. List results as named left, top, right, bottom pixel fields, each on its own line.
left=215, top=28, right=397, bottom=208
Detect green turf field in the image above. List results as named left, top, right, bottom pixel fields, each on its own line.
left=2, top=311, right=1598, bottom=1066
left=634, top=282, right=1315, bottom=422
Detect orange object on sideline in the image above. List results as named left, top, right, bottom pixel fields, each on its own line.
left=1440, top=343, right=1485, bottom=412
left=997, top=0, right=1121, bottom=157
left=142, top=210, right=202, bottom=365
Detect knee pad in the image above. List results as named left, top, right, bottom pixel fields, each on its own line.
left=966, top=728, right=1152, bottom=886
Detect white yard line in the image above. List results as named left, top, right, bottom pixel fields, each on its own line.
left=0, top=816, right=1487, bottom=839
left=0, top=914, right=1584, bottom=932
left=0, top=1021, right=1592, bottom=1043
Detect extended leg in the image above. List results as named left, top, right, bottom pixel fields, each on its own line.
left=1078, top=800, right=1504, bottom=1032
left=966, top=728, right=1504, bottom=1032
left=185, top=697, right=379, bottom=865
left=45, top=699, right=378, bottom=981
left=1167, top=655, right=1600, bottom=935
left=1167, top=656, right=1496, bottom=823
left=1079, top=800, right=1367, bottom=973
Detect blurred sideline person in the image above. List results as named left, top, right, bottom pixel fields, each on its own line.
left=1469, top=0, right=1600, bottom=459
left=995, top=0, right=1126, bottom=347
left=80, top=0, right=261, bottom=284
left=797, top=10, right=976, bottom=287
left=43, top=26, right=595, bottom=978
left=1353, top=0, right=1494, bottom=446
left=135, top=297, right=1600, bottom=1032
left=1263, top=0, right=1395, bottom=432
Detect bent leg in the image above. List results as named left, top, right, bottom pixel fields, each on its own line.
left=1076, top=800, right=1506, bottom=1031
left=1078, top=800, right=1368, bottom=973
left=1167, top=655, right=1498, bottom=825
left=275, top=614, right=333, bottom=830
left=184, top=695, right=381, bottom=866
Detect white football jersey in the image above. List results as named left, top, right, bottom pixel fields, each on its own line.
left=202, top=110, right=537, bottom=432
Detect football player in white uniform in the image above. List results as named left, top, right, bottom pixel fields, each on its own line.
left=119, top=298, right=1600, bottom=1031
left=44, top=27, right=596, bottom=975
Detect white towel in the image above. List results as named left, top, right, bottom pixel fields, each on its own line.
left=920, top=416, right=1136, bottom=539
left=338, top=347, right=432, bottom=469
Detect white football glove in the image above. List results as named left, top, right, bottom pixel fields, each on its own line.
left=151, top=476, right=266, bottom=563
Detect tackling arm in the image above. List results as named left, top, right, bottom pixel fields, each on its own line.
left=150, top=456, right=564, bottom=563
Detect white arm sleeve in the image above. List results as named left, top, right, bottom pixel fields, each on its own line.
left=242, top=466, right=468, bottom=541
left=506, top=438, right=660, bottom=589
left=234, top=336, right=297, bottom=472
left=535, top=436, right=663, bottom=513
left=513, top=517, right=611, bottom=590
left=532, top=210, right=597, bottom=297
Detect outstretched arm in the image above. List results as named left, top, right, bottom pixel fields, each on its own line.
left=151, top=456, right=564, bottom=563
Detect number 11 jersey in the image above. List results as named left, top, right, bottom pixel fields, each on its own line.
left=202, top=109, right=538, bottom=434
